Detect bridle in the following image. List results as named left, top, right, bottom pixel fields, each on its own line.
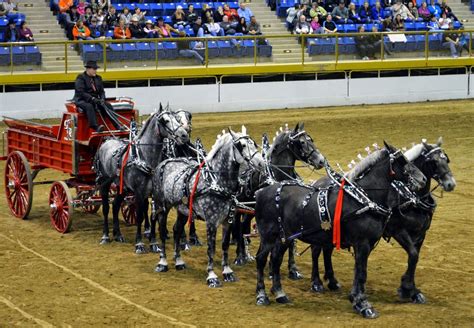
left=232, top=135, right=260, bottom=168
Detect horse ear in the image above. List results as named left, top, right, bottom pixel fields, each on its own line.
left=241, top=125, right=247, bottom=135
left=383, top=140, right=394, bottom=152
left=158, top=103, right=163, bottom=113
left=299, top=122, right=305, bottom=131
left=436, top=136, right=443, bottom=146
left=228, top=127, right=236, bottom=139
left=293, top=122, right=299, bottom=132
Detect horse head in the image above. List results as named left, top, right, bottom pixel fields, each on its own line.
left=228, top=126, right=265, bottom=171
left=421, top=137, right=456, bottom=192
left=175, top=109, right=193, bottom=134
left=384, top=141, right=426, bottom=192
left=287, top=122, right=326, bottom=169
left=152, top=104, right=190, bottom=145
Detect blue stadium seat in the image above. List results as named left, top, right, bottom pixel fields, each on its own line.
left=217, top=40, right=232, bottom=57
left=163, top=41, right=178, bottom=58
left=404, top=22, right=416, bottom=31
left=405, top=35, right=417, bottom=51
left=414, top=35, right=426, bottom=51
left=428, top=33, right=442, bottom=51
left=336, top=24, right=344, bottom=32
left=123, top=42, right=138, bottom=60
left=453, top=21, right=462, bottom=29
left=231, top=37, right=244, bottom=56
left=191, top=2, right=202, bottom=11
left=307, top=37, right=335, bottom=55
left=206, top=40, right=219, bottom=57
left=384, top=8, right=392, bottom=17
left=242, top=39, right=256, bottom=56
left=137, top=3, right=150, bottom=12
left=344, top=24, right=357, bottom=33
left=150, top=41, right=167, bottom=59
left=177, top=2, right=189, bottom=10
left=136, top=42, right=153, bottom=60
left=164, top=16, right=173, bottom=24
left=205, top=2, right=214, bottom=9
left=12, top=46, right=25, bottom=64
left=0, top=46, right=9, bottom=65
left=415, top=22, right=427, bottom=30
left=228, top=1, right=239, bottom=9
left=106, top=30, right=114, bottom=38
left=258, top=40, right=272, bottom=57
left=214, top=2, right=225, bottom=9
left=342, top=36, right=356, bottom=54
left=0, top=18, right=9, bottom=28
left=163, top=3, right=176, bottom=15
left=81, top=44, right=101, bottom=62
left=108, top=43, right=123, bottom=61
left=150, top=3, right=163, bottom=15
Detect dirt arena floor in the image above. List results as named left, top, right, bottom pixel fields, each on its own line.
left=0, top=100, right=473, bottom=327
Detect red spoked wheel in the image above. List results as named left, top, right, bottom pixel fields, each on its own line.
left=49, top=181, right=73, bottom=233
left=80, top=191, right=101, bottom=214
left=4, top=151, right=33, bottom=219
left=121, top=196, right=136, bottom=226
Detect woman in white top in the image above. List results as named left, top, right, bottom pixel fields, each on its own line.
left=438, top=12, right=451, bottom=29
left=206, top=17, right=224, bottom=36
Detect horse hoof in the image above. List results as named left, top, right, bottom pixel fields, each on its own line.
left=175, top=264, right=186, bottom=271
left=256, top=295, right=270, bottom=306
left=207, top=278, right=222, bottom=288
left=327, top=281, right=341, bottom=291
left=189, top=237, right=202, bottom=246
left=114, top=235, right=125, bottom=243
left=360, top=307, right=379, bottom=319
left=229, top=239, right=238, bottom=246
left=412, top=292, right=426, bottom=304
left=311, top=282, right=324, bottom=293
left=275, top=295, right=291, bottom=304
left=223, top=272, right=237, bottom=282
left=234, top=257, right=247, bottom=266
left=135, top=243, right=146, bottom=254
left=155, top=264, right=169, bottom=273
left=246, top=255, right=255, bottom=262
left=149, top=244, right=161, bottom=253
left=144, top=229, right=151, bottom=239
left=99, top=236, right=110, bottom=245
left=288, top=269, right=304, bottom=280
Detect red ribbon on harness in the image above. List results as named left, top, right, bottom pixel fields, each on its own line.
left=333, top=179, right=345, bottom=251
left=119, top=143, right=132, bottom=194
left=187, top=160, right=206, bottom=227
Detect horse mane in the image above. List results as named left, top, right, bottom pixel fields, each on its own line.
left=206, top=133, right=233, bottom=162
left=345, top=149, right=387, bottom=180
left=268, top=125, right=290, bottom=157
left=404, top=143, right=425, bottom=162
left=137, top=112, right=155, bottom=139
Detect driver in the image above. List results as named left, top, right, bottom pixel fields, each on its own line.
left=73, top=60, right=124, bottom=132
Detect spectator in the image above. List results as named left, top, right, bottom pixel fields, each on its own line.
left=331, top=0, right=349, bottom=24
left=83, top=6, right=94, bottom=26
left=355, top=25, right=374, bottom=59
left=88, top=17, right=107, bottom=38
left=323, top=14, right=337, bottom=33
left=77, top=0, right=88, bottom=16
left=428, top=1, right=441, bottom=18
left=418, top=2, right=431, bottom=21
left=3, top=0, right=18, bottom=13
left=95, top=9, right=106, bottom=26
left=248, top=15, right=262, bottom=35
left=296, top=4, right=307, bottom=20
left=176, top=26, right=204, bottom=65
left=106, top=6, right=119, bottom=28
left=348, top=3, right=361, bottom=24
left=129, top=16, right=146, bottom=38
left=427, top=15, right=441, bottom=30
left=114, top=19, right=131, bottom=39
left=287, top=5, right=298, bottom=33
left=295, top=15, right=312, bottom=35
left=458, top=27, right=470, bottom=53
left=393, top=14, right=405, bottom=30
left=73, top=20, right=92, bottom=40
left=201, top=4, right=214, bottom=23
left=173, top=5, right=187, bottom=26
left=442, top=22, right=462, bottom=57
left=310, top=15, right=322, bottom=34
left=206, top=17, right=224, bottom=36
left=325, top=0, right=340, bottom=12
left=237, top=2, right=253, bottom=24
left=59, top=0, right=73, bottom=13
left=214, top=6, right=225, bottom=23
left=223, top=4, right=239, bottom=22
left=309, top=2, right=327, bottom=20
left=371, top=2, right=385, bottom=22
left=192, top=16, right=208, bottom=37
left=391, top=0, right=415, bottom=21
left=155, top=17, right=178, bottom=38
left=5, top=19, right=19, bottom=42
left=440, top=0, right=457, bottom=21
left=0, top=3, right=6, bottom=16
left=65, top=5, right=81, bottom=40
left=236, top=16, right=248, bottom=34
left=382, top=17, right=395, bottom=31
left=368, top=25, right=393, bottom=55
left=94, top=0, right=109, bottom=13
left=119, top=7, right=132, bottom=26
left=359, top=2, right=371, bottom=23
left=408, top=2, right=419, bottom=21
left=144, top=20, right=157, bottom=38
left=438, top=12, right=451, bottom=29
left=132, top=7, right=146, bottom=25
left=187, top=5, right=198, bottom=25
left=18, top=21, right=34, bottom=41
left=220, top=15, right=236, bottom=35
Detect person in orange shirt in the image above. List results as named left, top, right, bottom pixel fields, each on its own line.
left=72, top=20, right=93, bottom=40
left=114, top=19, right=131, bottom=39
left=59, top=0, right=73, bottom=13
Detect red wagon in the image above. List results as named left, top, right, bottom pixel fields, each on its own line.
left=1, top=97, right=138, bottom=233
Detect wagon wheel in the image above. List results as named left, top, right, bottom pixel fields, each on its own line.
left=4, top=151, right=33, bottom=219
left=49, top=181, right=73, bottom=233
left=80, top=190, right=101, bottom=214
left=121, top=198, right=137, bottom=226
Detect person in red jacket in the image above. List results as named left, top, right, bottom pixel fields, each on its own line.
left=72, top=20, right=92, bottom=40
left=114, top=19, right=131, bottom=39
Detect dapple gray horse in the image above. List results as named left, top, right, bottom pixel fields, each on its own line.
left=152, top=127, right=265, bottom=287
left=94, top=105, right=189, bottom=253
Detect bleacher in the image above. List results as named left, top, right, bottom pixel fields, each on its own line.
left=0, top=11, right=42, bottom=66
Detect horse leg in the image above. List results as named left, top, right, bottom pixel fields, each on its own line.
left=233, top=213, right=247, bottom=266
left=242, top=214, right=255, bottom=262
left=350, top=241, right=378, bottom=319
left=310, top=244, right=324, bottom=293
left=143, top=198, right=151, bottom=239
left=177, top=219, right=189, bottom=251
left=288, top=240, right=303, bottom=280
left=255, top=241, right=271, bottom=306
left=155, top=210, right=169, bottom=272
left=271, top=241, right=291, bottom=304
left=395, top=231, right=426, bottom=303
left=134, top=194, right=146, bottom=254
left=111, top=193, right=125, bottom=242
left=149, top=201, right=160, bottom=253
left=188, top=220, right=202, bottom=246
left=323, top=244, right=340, bottom=291
left=173, top=212, right=188, bottom=270
left=222, top=223, right=237, bottom=282
left=99, top=182, right=111, bottom=244
left=206, top=223, right=221, bottom=287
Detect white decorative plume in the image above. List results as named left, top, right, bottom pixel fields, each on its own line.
left=365, top=146, right=371, bottom=155
left=241, top=125, right=247, bottom=135
left=357, top=153, right=364, bottom=161
left=372, top=143, right=379, bottom=150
